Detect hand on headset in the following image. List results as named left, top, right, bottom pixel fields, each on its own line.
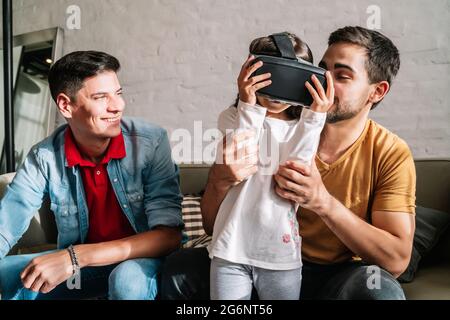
left=237, top=55, right=272, bottom=106
left=305, top=71, right=335, bottom=113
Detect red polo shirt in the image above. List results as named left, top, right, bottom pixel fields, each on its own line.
left=65, top=128, right=135, bottom=243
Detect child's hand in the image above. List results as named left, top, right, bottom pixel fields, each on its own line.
left=237, top=55, right=272, bottom=106
left=305, top=71, right=335, bottom=113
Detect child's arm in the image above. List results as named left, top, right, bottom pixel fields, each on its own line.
left=236, top=99, right=266, bottom=139
left=287, top=72, right=335, bottom=165
left=287, top=108, right=326, bottom=165
left=233, top=54, right=272, bottom=141
left=214, top=55, right=271, bottom=166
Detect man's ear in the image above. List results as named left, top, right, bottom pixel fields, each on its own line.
left=369, top=80, right=390, bottom=105
left=56, top=93, right=75, bottom=118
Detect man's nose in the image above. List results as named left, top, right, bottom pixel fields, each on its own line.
left=108, top=94, right=125, bottom=112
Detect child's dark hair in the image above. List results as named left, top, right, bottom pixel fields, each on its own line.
left=234, top=32, right=313, bottom=119
left=48, top=50, right=120, bottom=103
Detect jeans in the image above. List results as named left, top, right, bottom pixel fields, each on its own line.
left=0, top=250, right=162, bottom=300
left=160, top=247, right=406, bottom=300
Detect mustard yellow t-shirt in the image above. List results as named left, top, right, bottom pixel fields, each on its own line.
left=299, top=119, right=416, bottom=264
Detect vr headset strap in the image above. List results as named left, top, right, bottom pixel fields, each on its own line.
left=271, top=33, right=297, bottom=60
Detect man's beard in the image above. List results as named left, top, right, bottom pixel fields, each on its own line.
left=326, top=98, right=363, bottom=124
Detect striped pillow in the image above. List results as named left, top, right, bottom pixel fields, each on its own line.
left=181, top=195, right=211, bottom=248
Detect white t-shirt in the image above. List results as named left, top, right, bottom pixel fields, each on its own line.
left=207, top=100, right=326, bottom=270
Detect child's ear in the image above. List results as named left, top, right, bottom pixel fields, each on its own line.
left=56, top=93, right=75, bottom=119
left=369, top=81, right=390, bottom=105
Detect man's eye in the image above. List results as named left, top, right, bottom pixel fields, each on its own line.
left=94, top=96, right=107, bottom=100
left=337, top=75, right=351, bottom=80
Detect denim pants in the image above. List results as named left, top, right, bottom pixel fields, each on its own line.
left=160, top=247, right=406, bottom=300
left=0, top=250, right=162, bottom=300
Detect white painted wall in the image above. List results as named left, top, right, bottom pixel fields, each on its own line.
left=4, top=0, right=449, bottom=161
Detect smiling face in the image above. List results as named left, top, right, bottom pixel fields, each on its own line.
left=63, top=71, right=125, bottom=140
left=319, top=42, right=377, bottom=124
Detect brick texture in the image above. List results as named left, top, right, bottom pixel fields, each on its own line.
left=6, top=0, right=450, bottom=160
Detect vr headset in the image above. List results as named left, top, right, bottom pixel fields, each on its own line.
left=251, top=32, right=327, bottom=107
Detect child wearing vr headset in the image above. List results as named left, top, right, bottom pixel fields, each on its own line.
left=207, top=32, right=334, bottom=300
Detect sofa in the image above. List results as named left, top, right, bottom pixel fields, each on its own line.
left=1, top=159, right=449, bottom=300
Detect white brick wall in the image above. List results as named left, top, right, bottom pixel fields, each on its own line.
left=6, top=0, right=450, bottom=160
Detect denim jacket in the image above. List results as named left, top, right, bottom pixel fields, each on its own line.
left=0, top=117, right=184, bottom=258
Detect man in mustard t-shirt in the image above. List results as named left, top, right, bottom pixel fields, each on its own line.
left=161, top=26, right=415, bottom=300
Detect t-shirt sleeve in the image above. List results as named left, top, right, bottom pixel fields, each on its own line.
left=215, top=102, right=265, bottom=164
left=218, top=101, right=267, bottom=136
left=217, top=106, right=238, bottom=136
left=287, top=108, right=326, bottom=165
left=371, top=139, right=416, bottom=214
left=236, top=100, right=267, bottom=141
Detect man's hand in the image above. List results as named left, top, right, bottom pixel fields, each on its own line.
left=305, top=71, right=334, bottom=113
left=237, top=55, right=272, bottom=106
left=215, top=130, right=259, bottom=189
left=20, top=249, right=74, bottom=294
left=201, top=130, right=259, bottom=235
left=274, top=158, right=332, bottom=216
left=274, top=159, right=415, bottom=276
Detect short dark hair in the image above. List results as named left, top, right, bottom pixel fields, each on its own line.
left=48, top=50, right=120, bottom=102
left=328, top=26, right=400, bottom=109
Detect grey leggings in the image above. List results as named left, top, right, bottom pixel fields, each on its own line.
left=210, top=257, right=302, bottom=300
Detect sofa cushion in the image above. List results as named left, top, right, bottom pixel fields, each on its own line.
left=401, top=261, right=450, bottom=300
left=181, top=195, right=211, bottom=248
left=398, top=206, right=450, bottom=283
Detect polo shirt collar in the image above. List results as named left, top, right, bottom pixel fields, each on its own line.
left=64, top=127, right=126, bottom=168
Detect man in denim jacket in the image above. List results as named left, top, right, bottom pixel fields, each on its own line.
left=0, top=51, right=184, bottom=300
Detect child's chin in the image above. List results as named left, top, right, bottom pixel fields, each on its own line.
left=266, top=104, right=290, bottom=113
left=258, top=96, right=290, bottom=112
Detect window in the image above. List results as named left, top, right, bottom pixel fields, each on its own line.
left=0, top=28, right=62, bottom=173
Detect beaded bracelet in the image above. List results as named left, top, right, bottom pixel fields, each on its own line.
left=67, top=245, right=80, bottom=275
